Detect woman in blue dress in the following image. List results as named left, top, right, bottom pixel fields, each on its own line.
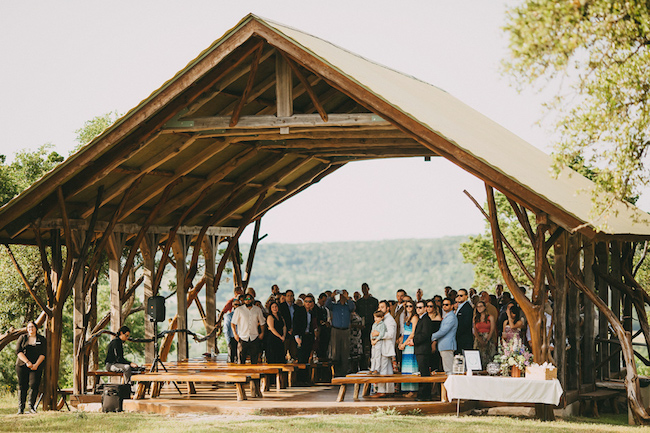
left=398, top=300, right=419, bottom=396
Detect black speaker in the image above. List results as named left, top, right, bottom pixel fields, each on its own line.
left=102, top=385, right=125, bottom=412
left=147, top=296, right=166, bottom=322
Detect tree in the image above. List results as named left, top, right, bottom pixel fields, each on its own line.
left=73, top=111, right=121, bottom=153
left=503, top=1, right=650, bottom=205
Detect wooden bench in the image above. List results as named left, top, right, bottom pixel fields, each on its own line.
left=168, top=362, right=301, bottom=390
left=579, top=389, right=621, bottom=417
left=87, top=370, right=124, bottom=393
left=331, top=373, right=449, bottom=402
left=131, top=372, right=262, bottom=401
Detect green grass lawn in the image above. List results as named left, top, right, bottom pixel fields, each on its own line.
left=1, top=393, right=649, bottom=433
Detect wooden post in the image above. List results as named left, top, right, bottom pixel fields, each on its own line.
left=141, top=233, right=159, bottom=364
left=72, top=256, right=85, bottom=395
left=203, top=235, right=218, bottom=354
left=583, top=239, right=596, bottom=388
left=553, top=231, right=568, bottom=395
left=88, top=280, right=99, bottom=390
left=611, top=241, right=622, bottom=375
left=108, top=232, right=127, bottom=333
left=622, top=242, right=634, bottom=342
left=276, top=51, right=293, bottom=134
left=173, top=235, right=191, bottom=361
left=566, top=233, right=581, bottom=390
left=595, top=241, right=610, bottom=379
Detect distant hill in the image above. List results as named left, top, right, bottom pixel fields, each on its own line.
left=235, top=236, right=474, bottom=302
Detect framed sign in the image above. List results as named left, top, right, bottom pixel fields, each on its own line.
left=463, top=349, right=482, bottom=372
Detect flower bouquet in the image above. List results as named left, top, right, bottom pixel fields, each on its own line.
left=492, top=333, right=533, bottom=376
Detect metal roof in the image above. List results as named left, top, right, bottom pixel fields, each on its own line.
left=0, top=14, right=648, bottom=245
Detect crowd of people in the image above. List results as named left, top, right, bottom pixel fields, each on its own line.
left=222, top=282, right=544, bottom=400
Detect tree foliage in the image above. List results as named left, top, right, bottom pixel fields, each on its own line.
left=503, top=0, right=650, bottom=203
left=73, top=111, right=121, bottom=153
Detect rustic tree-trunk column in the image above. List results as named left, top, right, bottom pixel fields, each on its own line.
left=203, top=235, right=218, bottom=354
left=173, top=235, right=191, bottom=361
left=582, top=239, right=596, bottom=388
left=595, top=241, right=610, bottom=379
left=109, top=264, right=122, bottom=333
left=72, top=258, right=85, bottom=395
left=567, top=233, right=581, bottom=390
left=611, top=241, right=622, bottom=375
left=141, top=233, right=159, bottom=364
left=553, top=231, right=568, bottom=395
left=88, top=280, right=99, bottom=390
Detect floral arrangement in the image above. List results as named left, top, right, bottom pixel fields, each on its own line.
left=493, top=333, right=533, bottom=376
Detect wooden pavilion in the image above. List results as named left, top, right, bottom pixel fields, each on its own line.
left=2, top=14, right=650, bottom=423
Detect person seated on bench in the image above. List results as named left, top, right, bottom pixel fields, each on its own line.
left=105, top=326, right=138, bottom=383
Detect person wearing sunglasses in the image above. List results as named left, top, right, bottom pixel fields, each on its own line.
left=430, top=298, right=458, bottom=375
left=398, top=301, right=419, bottom=397
left=231, top=294, right=265, bottom=364
left=413, top=301, right=435, bottom=401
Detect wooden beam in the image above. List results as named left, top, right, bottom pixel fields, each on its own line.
left=163, top=113, right=388, bottom=133
left=254, top=137, right=422, bottom=149
left=38, top=219, right=237, bottom=237
left=230, top=45, right=264, bottom=127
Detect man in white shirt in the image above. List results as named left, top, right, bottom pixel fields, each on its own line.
left=372, top=300, right=397, bottom=397
left=231, top=293, right=265, bottom=364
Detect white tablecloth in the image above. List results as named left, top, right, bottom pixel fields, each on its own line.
left=444, top=375, right=563, bottom=406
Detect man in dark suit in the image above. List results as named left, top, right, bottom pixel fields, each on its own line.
left=455, top=288, right=474, bottom=353
left=412, top=300, right=435, bottom=401
left=295, top=294, right=319, bottom=363
left=279, top=289, right=306, bottom=361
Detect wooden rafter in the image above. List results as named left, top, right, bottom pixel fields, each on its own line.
left=181, top=48, right=275, bottom=119
left=182, top=153, right=287, bottom=221
left=118, top=179, right=180, bottom=298
left=251, top=163, right=343, bottom=222
left=162, top=146, right=259, bottom=216
left=4, top=244, right=51, bottom=316
left=0, top=38, right=267, bottom=238
left=118, top=138, right=232, bottom=221
left=230, top=45, right=264, bottom=127
left=213, top=193, right=267, bottom=292
left=78, top=135, right=198, bottom=219
left=463, top=189, right=535, bottom=284
left=199, top=157, right=313, bottom=227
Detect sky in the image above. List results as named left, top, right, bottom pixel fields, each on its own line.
left=0, top=1, right=567, bottom=244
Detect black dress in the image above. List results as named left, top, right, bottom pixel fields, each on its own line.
left=265, top=314, right=286, bottom=364
left=430, top=319, right=442, bottom=372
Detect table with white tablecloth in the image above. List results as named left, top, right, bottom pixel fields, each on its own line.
left=444, top=375, right=563, bottom=406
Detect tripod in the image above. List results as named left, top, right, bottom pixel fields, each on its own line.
left=149, top=320, right=182, bottom=395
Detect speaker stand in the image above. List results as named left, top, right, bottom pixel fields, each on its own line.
left=150, top=320, right=182, bottom=395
